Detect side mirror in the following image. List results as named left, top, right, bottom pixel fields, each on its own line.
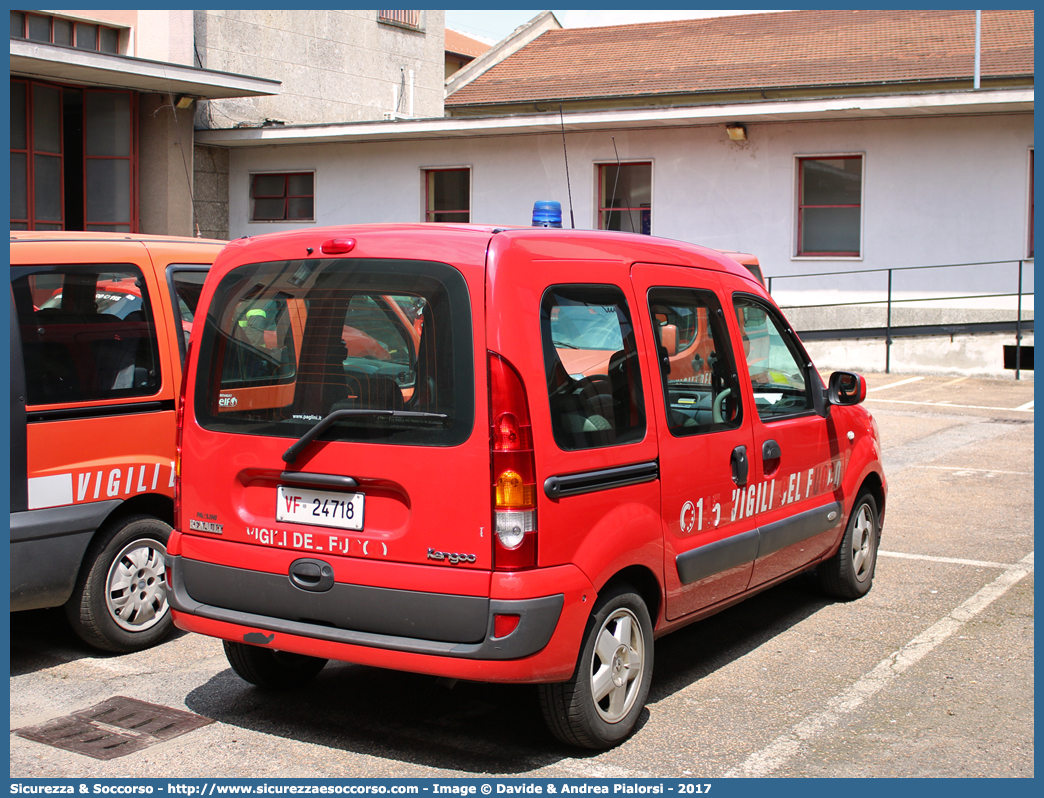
left=828, top=371, right=867, bottom=405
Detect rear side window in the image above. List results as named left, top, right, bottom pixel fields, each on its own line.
left=195, top=258, right=473, bottom=446
left=541, top=284, right=646, bottom=450
left=11, top=265, right=161, bottom=405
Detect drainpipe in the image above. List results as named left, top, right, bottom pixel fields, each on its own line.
left=974, top=10, right=981, bottom=89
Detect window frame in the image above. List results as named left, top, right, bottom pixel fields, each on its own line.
left=11, top=11, right=121, bottom=53
left=249, top=171, right=316, bottom=223
left=794, top=153, right=865, bottom=260
left=422, top=166, right=471, bottom=223
left=540, top=283, right=647, bottom=452
left=377, top=11, right=424, bottom=32
left=597, top=161, right=653, bottom=235
left=647, top=286, right=744, bottom=438
left=13, top=263, right=163, bottom=407
left=83, top=88, right=138, bottom=233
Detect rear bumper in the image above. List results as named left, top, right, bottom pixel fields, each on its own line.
left=168, top=553, right=594, bottom=683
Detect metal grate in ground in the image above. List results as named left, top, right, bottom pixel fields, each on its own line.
left=14, top=696, right=213, bottom=760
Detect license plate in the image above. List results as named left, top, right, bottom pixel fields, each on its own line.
left=276, top=485, right=365, bottom=531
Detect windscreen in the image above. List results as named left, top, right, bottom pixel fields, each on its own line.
left=195, top=258, right=474, bottom=446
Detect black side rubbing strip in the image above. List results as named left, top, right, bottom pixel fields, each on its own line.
left=757, top=501, right=843, bottom=559
left=27, top=400, right=173, bottom=423
left=676, top=528, right=760, bottom=585
left=544, top=460, right=659, bottom=500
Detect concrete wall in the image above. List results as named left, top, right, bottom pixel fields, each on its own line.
left=137, top=94, right=195, bottom=237
left=193, top=145, right=230, bottom=240
left=805, top=333, right=1034, bottom=380
left=226, top=111, right=1034, bottom=292
left=193, top=10, right=445, bottom=127
left=134, top=10, right=194, bottom=63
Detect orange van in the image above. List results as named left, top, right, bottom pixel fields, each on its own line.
left=9, top=232, right=224, bottom=652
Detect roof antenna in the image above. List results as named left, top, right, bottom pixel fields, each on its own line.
left=558, top=104, right=575, bottom=228
left=610, top=136, right=634, bottom=232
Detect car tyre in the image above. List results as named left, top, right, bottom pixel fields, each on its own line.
left=65, top=514, right=173, bottom=653
left=819, top=491, right=880, bottom=600
left=224, top=641, right=328, bottom=690
left=538, top=585, right=653, bottom=749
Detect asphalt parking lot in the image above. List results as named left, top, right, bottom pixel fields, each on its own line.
left=9, top=373, right=1034, bottom=779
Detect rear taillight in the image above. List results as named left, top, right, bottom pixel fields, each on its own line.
left=489, top=353, right=536, bottom=570
left=173, top=341, right=191, bottom=534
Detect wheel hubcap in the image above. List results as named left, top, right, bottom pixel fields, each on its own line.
left=850, top=504, right=875, bottom=580
left=590, top=607, right=645, bottom=723
left=105, top=538, right=169, bottom=632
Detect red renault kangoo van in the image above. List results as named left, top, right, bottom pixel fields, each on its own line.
left=170, top=224, right=885, bottom=748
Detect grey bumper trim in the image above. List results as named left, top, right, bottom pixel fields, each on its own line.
left=168, top=555, right=563, bottom=660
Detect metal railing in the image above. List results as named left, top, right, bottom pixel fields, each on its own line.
left=767, top=259, right=1034, bottom=379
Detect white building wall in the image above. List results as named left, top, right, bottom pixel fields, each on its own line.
left=228, top=111, right=1034, bottom=296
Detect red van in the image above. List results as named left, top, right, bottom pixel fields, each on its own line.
left=170, top=224, right=885, bottom=748
left=10, top=232, right=223, bottom=652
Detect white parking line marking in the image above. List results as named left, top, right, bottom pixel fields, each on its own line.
left=879, top=550, right=1017, bottom=569
left=725, top=551, right=1034, bottom=778
left=865, top=398, right=1034, bottom=412
left=557, top=760, right=654, bottom=779
left=922, top=465, right=1031, bottom=476
left=866, top=376, right=925, bottom=392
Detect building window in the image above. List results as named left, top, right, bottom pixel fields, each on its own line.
left=797, top=155, right=863, bottom=257
left=424, top=168, right=470, bottom=223
left=598, top=162, right=651, bottom=235
left=378, top=11, right=423, bottom=31
left=250, top=172, right=315, bottom=222
left=10, top=11, right=120, bottom=54
left=10, top=80, right=136, bottom=231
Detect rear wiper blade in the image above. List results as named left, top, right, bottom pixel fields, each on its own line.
left=283, top=408, right=448, bottom=463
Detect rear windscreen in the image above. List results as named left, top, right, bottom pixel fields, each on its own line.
left=195, top=258, right=474, bottom=446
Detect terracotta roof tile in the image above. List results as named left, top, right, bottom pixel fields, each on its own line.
left=446, top=9, right=1033, bottom=106
left=445, top=28, right=491, bottom=59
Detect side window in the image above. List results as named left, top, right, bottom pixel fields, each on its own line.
left=541, top=284, right=645, bottom=450
left=733, top=296, right=814, bottom=419
left=648, top=287, right=743, bottom=435
left=12, top=265, right=161, bottom=405
left=169, top=268, right=208, bottom=361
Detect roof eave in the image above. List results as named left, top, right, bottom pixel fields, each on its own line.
left=195, top=88, right=1033, bottom=148
left=10, top=39, right=280, bottom=99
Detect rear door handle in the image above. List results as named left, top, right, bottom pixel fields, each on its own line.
left=762, top=439, right=781, bottom=461
left=731, top=445, right=748, bottom=486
